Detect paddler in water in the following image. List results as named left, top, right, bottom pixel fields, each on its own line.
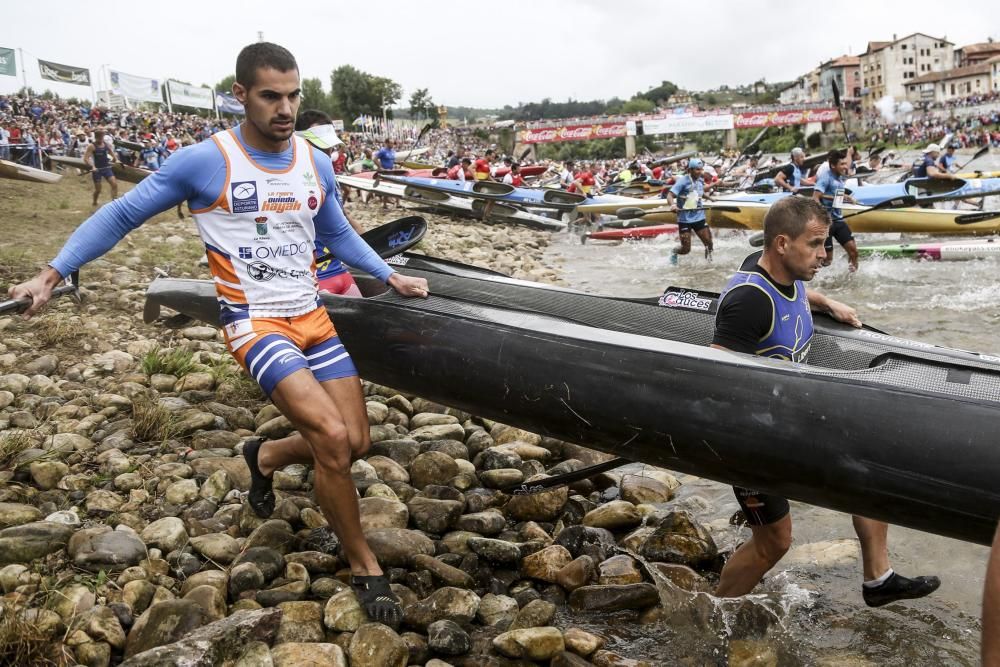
left=773, top=147, right=813, bottom=193
left=812, top=148, right=860, bottom=272
left=711, top=195, right=941, bottom=608
left=473, top=149, right=496, bottom=181
left=665, top=157, right=715, bottom=265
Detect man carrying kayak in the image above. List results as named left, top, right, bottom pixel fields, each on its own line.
left=9, top=42, right=429, bottom=628
left=812, top=149, right=859, bottom=272
left=774, top=147, right=813, bottom=193
left=937, top=142, right=960, bottom=174
left=913, top=143, right=956, bottom=181
left=711, top=195, right=941, bottom=607
left=373, top=139, right=396, bottom=170
left=665, top=157, right=715, bottom=264
left=83, top=129, right=119, bottom=206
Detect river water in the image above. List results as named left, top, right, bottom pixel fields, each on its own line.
left=541, top=155, right=1000, bottom=665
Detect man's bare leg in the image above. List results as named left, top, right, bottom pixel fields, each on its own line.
left=265, top=370, right=379, bottom=576
left=695, top=226, right=714, bottom=260
left=109, top=176, right=119, bottom=200
left=92, top=180, right=101, bottom=206
left=852, top=515, right=890, bottom=581
left=715, top=515, right=792, bottom=598
left=854, top=514, right=940, bottom=606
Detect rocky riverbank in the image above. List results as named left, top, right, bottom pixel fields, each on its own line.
left=0, top=189, right=729, bottom=666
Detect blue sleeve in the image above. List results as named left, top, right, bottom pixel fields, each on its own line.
left=815, top=170, right=831, bottom=194
left=49, top=143, right=225, bottom=277
left=311, top=148, right=395, bottom=283
left=669, top=176, right=688, bottom=197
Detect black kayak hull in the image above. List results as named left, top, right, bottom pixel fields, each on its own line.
left=144, top=260, right=1000, bottom=545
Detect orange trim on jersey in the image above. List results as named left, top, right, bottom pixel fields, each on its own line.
left=227, top=128, right=298, bottom=174
left=225, top=307, right=338, bottom=366
left=190, top=134, right=232, bottom=214
left=205, top=247, right=241, bottom=285
left=215, top=281, right=248, bottom=304
left=306, top=147, right=327, bottom=209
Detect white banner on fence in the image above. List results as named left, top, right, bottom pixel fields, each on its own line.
left=166, top=80, right=214, bottom=110
left=627, top=114, right=735, bottom=136
left=110, top=70, right=162, bottom=104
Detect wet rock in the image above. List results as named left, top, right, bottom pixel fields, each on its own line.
left=410, top=423, right=466, bottom=442
left=190, top=533, right=240, bottom=564
left=404, top=586, right=481, bottom=630
left=455, top=509, right=506, bottom=535
left=551, top=652, right=596, bottom=667
left=467, top=536, right=521, bottom=565
left=348, top=622, right=408, bottom=666
left=504, top=483, right=567, bottom=522
left=591, top=649, right=653, bottom=666
left=68, top=526, right=146, bottom=571
left=648, top=562, right=706, bottom=592
left=598, top=555, right=643, bottom=586
left=554, top=525, right=617, bottom=563
left=229, top=562, right=265, bottom=599
left=365, top=528, right=435, bottom=567
left=509, top=599, right=556, bottom=630
left=556, top=555, right=596, bottom=592
left=784, top=539, right=860, bottom=568
left=413, top=554, right=474, bottom=588
left=582, top=501, right=642, bottom=531
left=428, top=619, right=472, bottom=656
left=409, top=451, right=459, bottom=489
left=728, top=639, right=779, bottom=667
left=568, top=584, right=659, bottom=612
left=323, top=589, right=365, bottom=631
left=522, top=545, right=573, bottom=583
left=492, top=626, right=565, bottom=661
left=407, top=496, right=463, bottom=533
left=0, top=501, right=43, bottom=527
left=620, top=474, right=675, bottom=505
left=124, top=599, right=208, bottom=657
left=275, top=601, right=324, bottom=644
left=139, top=517, right=188, bottom=553
left=638, top=511, right=717, bottom=567
left=563, top=627, right=605, bottom=657
left=477, top=593, right=519, bottom=628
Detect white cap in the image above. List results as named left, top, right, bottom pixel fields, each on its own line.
left=923, top=143, right=941, bottom=153
left=296, top=124, right=343, bottom=150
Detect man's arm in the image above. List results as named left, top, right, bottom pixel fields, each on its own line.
left=83, top=143, right=94, bottom=169
left=711, top=286, right=774, bottom=354
left=926, top=163, right=954, bottom=180
left=807, top=288, right=861, bottom=327
left=774, top=169, right=792, bottom=192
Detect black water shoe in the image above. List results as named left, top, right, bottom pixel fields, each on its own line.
left=242, top=437, right=275, bottom=518
left=862, top=572, right=941, bottom=607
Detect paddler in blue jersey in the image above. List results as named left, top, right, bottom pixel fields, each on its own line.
left=773, top=147, right=813, bottom=192
left=937, top=142, right=960, bottom=174
left=812, top=148, right=859, bottom=272
left=665, top=157, right=715, bottom=264
left=913, top=143, right=956, bottom=181
left=712, top=195, right=941, bottom=608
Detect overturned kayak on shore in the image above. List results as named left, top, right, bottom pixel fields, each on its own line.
left=858, top=237, right=1000, bottom=260
left=380, top=175, right=587, bottom=211
left=0, top=159, right=62, bottom=184
left=144, top=254, right=1000, bottom=545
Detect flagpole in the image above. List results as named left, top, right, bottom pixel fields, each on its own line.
left=18, top=48, right=26, bottom=91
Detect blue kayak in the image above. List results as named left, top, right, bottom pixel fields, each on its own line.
left=380, top=175, right=589, bottom=210
left=727, top=176, right=1000, bottom=207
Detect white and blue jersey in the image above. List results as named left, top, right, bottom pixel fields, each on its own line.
left=669, top=174, right=706, bottom=224
left=815, top=169, right=846, bottom=222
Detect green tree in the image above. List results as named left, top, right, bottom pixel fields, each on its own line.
left=329, top=65, right=402, bottom=126
left=409, top=88, right=436, bottom=119
left=637, top=80, right=678, bottom=104
left=300, top=77, right=338, bottom=117
left=215, top=74, right=236, bottom=93
left=621, top=97, right=655, bottom=114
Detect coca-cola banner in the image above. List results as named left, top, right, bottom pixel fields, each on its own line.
left=734, top=108, right=840, bottom=128
left=520, top=122, right=627, bottom=144
left=629, top=114, right=735, bottom=136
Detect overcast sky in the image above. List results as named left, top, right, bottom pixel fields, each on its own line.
left=3, top=0, right=999, bottom=109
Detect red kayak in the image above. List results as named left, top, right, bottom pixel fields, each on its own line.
left=585, top=224, right=678, bottom=242
left=354, top=165, right=549, bottom=180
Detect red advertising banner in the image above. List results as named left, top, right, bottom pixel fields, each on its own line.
left=734, top=108, right=840, bottom=128
left=520, top=122, right=628, bottom=144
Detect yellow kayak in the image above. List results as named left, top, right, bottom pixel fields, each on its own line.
left=630, top=201, right=1000, bottom=235
left=956, top=170, right=1000, bottom=179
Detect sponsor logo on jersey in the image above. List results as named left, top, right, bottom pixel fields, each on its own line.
left=254, top=216, right=268, bottom=236
left=307, top=191, right=318, bottom=210
left=246, top=261, right=311, bottom=282
left=303, top=170, right=317, bottom=187
left=261, top=191, right=301, bottom=213
left=266, top=177, right=289, bottom=186
left=657, top=289, right=713, bottom=311
left=238, top=242, right=310, bottom=260
left=231, top=181, right=259, bottom=213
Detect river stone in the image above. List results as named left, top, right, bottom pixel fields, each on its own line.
left=191, top=430, right=241, bottom=451
left=784, top=539, right=861, bottom=568
left=598, top=555, right=644, bottom=586
left=582, top=501, right=642, bottom=531
left=504, top=483, right=567, bottom=522
left=357, top=497, right=408, bottom=531
left=68, top=526, right=146, bottom=571
left=274, top=601, right=324, bottom=644
left=370, top=439, right=421, bottom=467
left=492, top=441, right=552, bottom=461
left=234, top=547, right=285, bottom=581
left=407, top=496, right=463, bottom=534
left=190, top=457, right=251, bottom=491
left=477, top=593, right=519, bottom=628
left=348, top=623, right=408, bottom=667
left=366, top=455, right=410, bottom=483
left=409, top=451, right=459, bottom=489
left=412, top=554, right=474, bottom=588
left=555, top=525, right=617, bottom=563
left=85, top=489, right=125, bottom=513
left=52, top=583, right=97, bottom=620
left=118, top=608, right=281, bottom=667
left=404, top=587, right=481, bottom=630
left=323, top=588, right=366, bottom=631
left=410, top=412, right=459, bottom=429
left=729, top=639, right=779, bottom=667
left=180, top=570, right=229, bottom=597
left=229, top=562, right=265, bottom=599
left=492, top=626, right=565, bottom=660
left=365, top=528, right=434, bottom=567
left=563, top=627, right=605, bottom=657
left=568, top=583, right=660, bottom=612
left=285, top=551, right=338, bottom=575
left=123, top=580, right=156, bottom=615
left=480, top=468, right=524, bottom=489
left=551, top=652, right=595, bottom=667
left=175, top=372, right=215, bottom=392
left=0, top=373, right=30, bottom=394
left=0, top=502, right=43, bottom=528
left=454, top=509, right=506, bottom=535
left=190, top=533, right=240, bottom=564
left=555, top=555, right=596, bottom=592
left=409, top=423, right=466, bottom=443
left=649, top=562, right=707, bottom=592
left=255, top=415, right=294, bottom=440
left=30, top=461, right=69, bottom=491
left=427, top=619, right=471, bottom=656
left=522, top=545, right=573, bottom=583
left=175, top=411, right=217, bottom=437
left=140, top=517, right=188, bottom=553
left=271, top=643, right=346, bottom=667
left=490, top=424, right=542, bottom=447
left=164, top=478, right=200, bottom=505
left=199, top=469, right=231, bottom=503
left=510, top=598, right=557, bottom=631
left=125, top=599, right=208, bottom=657
left=639, top=511, right=717, bottom=567
left=184, top=584, right=227, bottom=622
left=620, top=474, right=675, bottom=505
left=467, top=536, right=522, bottom=565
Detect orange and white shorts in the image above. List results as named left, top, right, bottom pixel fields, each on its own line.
left=222, top=307, right=357, bottom=396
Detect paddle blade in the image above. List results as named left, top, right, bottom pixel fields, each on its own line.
left=519, top=147, right=532, bottom=161
left=361, top=216, right=428, bottom=258
left=832, top=79, right=842, bottom=108
left=615, top=207, right=647, bottom=220
left=956, top=210, right=1000, bottom=225
left=749, top=232, right=765, bottom=248
left=746, top=127, right=768, bottom=153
